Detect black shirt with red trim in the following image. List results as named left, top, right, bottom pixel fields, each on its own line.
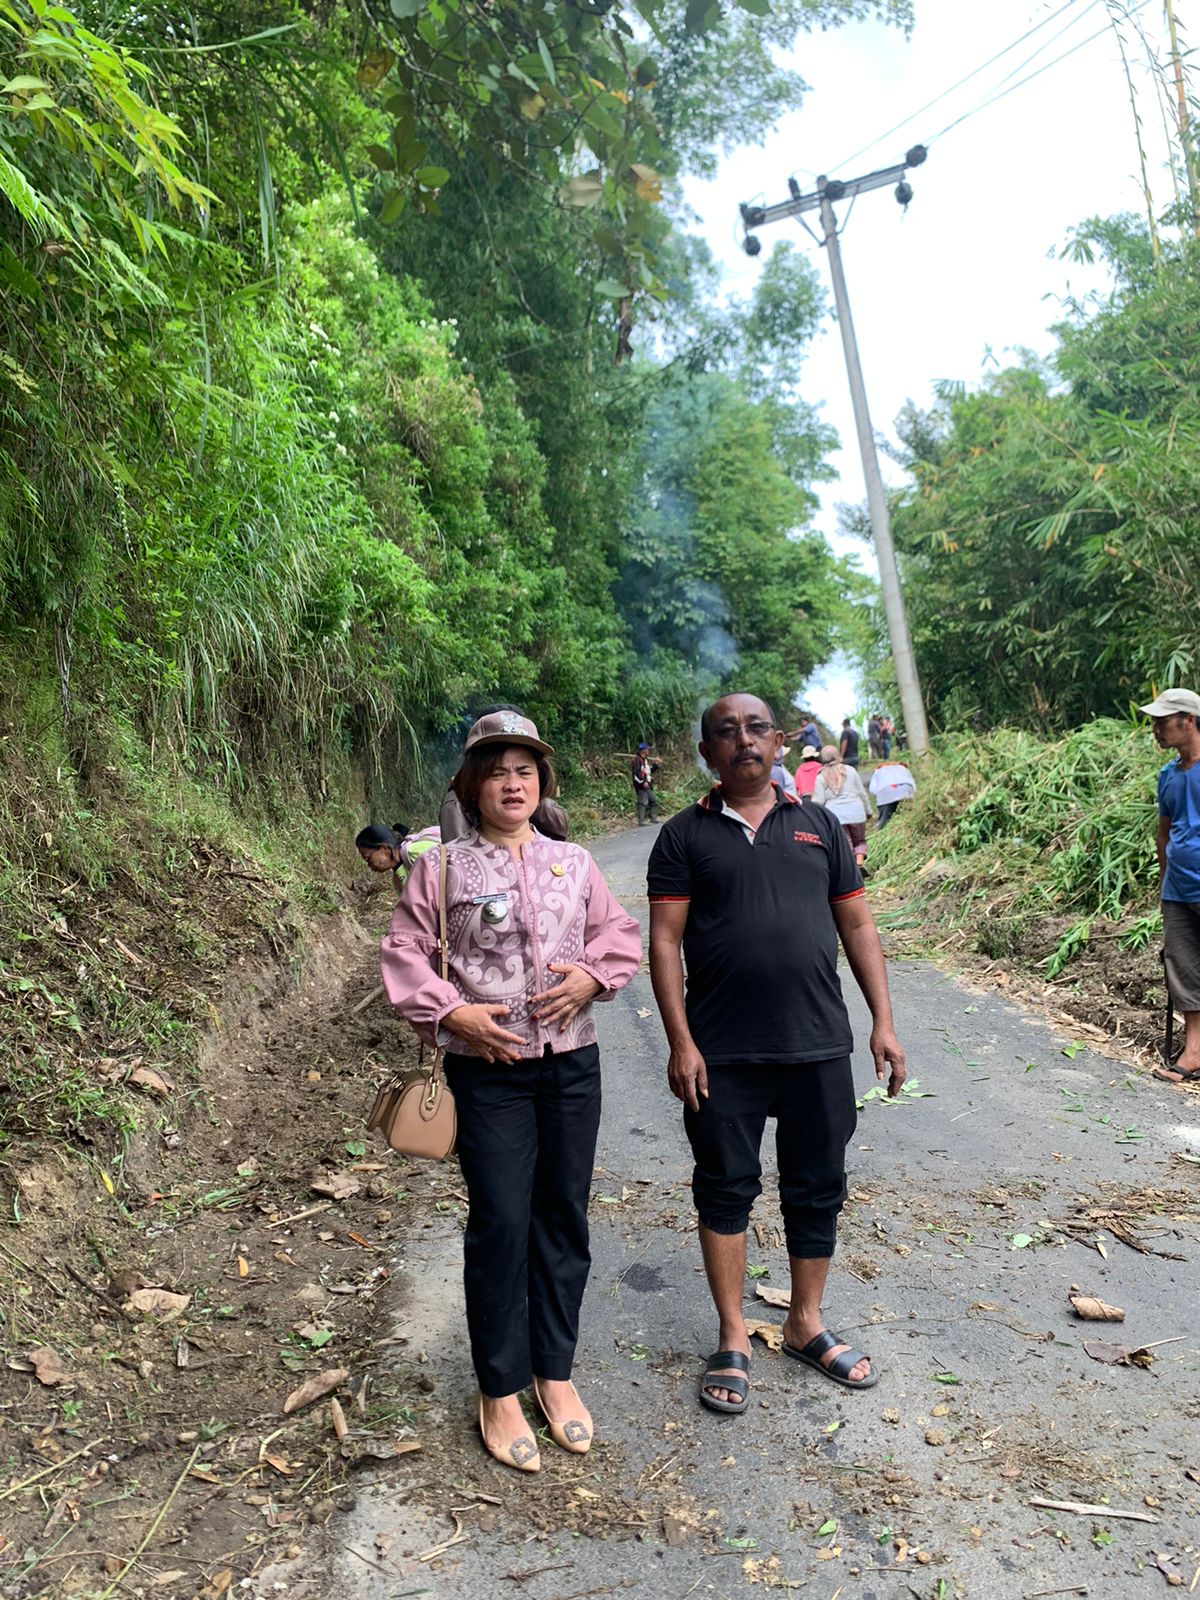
left=647, top=783, right=864, bottom=1065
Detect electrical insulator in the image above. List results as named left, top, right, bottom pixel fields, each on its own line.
left=905, top=144, right=927, bottom=167
left=743, top=234, right=762, bottom=257
left=895, top=180, right=913, bottom=206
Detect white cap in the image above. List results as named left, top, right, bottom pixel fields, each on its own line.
left=1140, top=688, right=1200, bottom=718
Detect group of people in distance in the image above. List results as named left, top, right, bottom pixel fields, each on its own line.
left=763, top=714, right=917, bottom=870
left=359, top=695, right=905, bottom=1475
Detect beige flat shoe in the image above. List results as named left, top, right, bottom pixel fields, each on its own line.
left=533, top=1379, right=593, bottom=1454
left=477, top=1395, right=540, bottom=1473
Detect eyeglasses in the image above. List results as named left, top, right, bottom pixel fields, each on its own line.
left=708, top=720, right=776, bottom=741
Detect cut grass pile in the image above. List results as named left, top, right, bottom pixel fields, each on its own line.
left=868, top=719, right=1164, bottom=977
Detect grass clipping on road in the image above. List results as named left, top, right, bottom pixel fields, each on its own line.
left=867, top=719, right=1166, bottom=1043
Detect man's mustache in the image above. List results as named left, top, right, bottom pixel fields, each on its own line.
left=731, top=752, right=763, bottom=763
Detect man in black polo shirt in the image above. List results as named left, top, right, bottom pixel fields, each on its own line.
left=647, top=693, right=906, bottom=1413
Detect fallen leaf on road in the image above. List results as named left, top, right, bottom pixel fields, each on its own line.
left=311, top=1173, right=360, bottom=1201
left=150, top=1572, right=189, bottom=1588
left=126, top=1288, right=191, bottom=1319
left=1083, top=1338, right=1182, bottom=1369
left=200, top=1568, right=233, bottom=1599
left=754, top=1284, right=791, bottom=1309
left=663, top=1514, right=690, bottom=1546
left=1155, top=1553, right=1184, bottom=1587
left=1069, top=1294, right=1125, bottom=1322
left=28, top=1346, right=73, bottom=1386
left=745, top=1318, right=784, bottom=1352
left=282, top=1368, right=349, bottom=1414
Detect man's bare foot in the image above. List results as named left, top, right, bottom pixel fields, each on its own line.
left=703, top=1323, right=752, bottom=1407
left=781, top=1314, right=871, bottom=1384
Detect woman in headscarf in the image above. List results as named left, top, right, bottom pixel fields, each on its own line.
left=380, top=711, right=642, bottom=1474
left=812, top=744, right=873, bottom=867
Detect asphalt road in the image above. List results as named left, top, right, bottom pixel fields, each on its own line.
left=323, top=822, right=1200, bottom=1600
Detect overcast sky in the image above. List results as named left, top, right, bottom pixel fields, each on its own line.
left=681, top=0, right=1179, bottom=726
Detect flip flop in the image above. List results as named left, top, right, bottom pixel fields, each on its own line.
left=699, top=1349, right=750, bottom=1414
left=783, top=1329, right=878, bottom=1390
left=1153, top=1064, right=1200, bottom=1084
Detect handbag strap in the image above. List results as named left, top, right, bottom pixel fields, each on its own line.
left=428, top=844, right=449, bottom=1088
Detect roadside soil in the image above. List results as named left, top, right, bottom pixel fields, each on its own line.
left=0, top=883, right=425, bottom=1600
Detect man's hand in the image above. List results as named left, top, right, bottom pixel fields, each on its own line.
left=531, top=963, right=602, bottom=1031
left=667, top=1040, right=709, bottom=1112
left=870, top=1024, right=906, bottom=1097
left=443, top=1003, right=525, bottom=1063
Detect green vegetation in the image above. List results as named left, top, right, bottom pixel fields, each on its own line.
left=2, top=0, right=911, bottom=1145
left=860, top=222, right=1200, bottom=732
left=868, top=720, right=1163, bottom=979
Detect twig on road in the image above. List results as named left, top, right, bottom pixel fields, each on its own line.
left=1028, top=1497, right=1159, bottom=1523
left=503, top=1560, right=574, bottom=1584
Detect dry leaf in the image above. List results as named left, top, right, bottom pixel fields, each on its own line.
left=282, top=1367, right=348, bottom=1415
left=1069, top=1293, right=1125, bottom=1322
left=636, top=1007, right=653, bottom=1018
left=261, top=1454, right=292, bottom=1475
left=201, top=1567, right=233, bottom=1599
left=237, top=1256, right=249, bottom=1278
left=814, top=1547, right=841, bottom=1561
left=663, top=1514, right=691, bottom=1547
left=28, top=1346, right=72, bottom=1387
left=394, top=1440, right=422, bottom=1456
left=754, top=1284, right=791, bottom=1309
left=126, top=1287, right=191, bottom=1319
left=129, top=1065, right=176, bottom=1097
left=188, top=1467, right=221, bottom=1484
left=1082, top=1338, right=1172, bottom=1368
left=151, top=1572, right=189, bottom=1588
left=311, top=1174, right=360, bottom=1202
left=1155, top=1554, right=1184, bottom=1587
left=745, top=1318, right=784, bottom=1352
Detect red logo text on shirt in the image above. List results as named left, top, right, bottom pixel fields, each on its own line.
left=793, top=830, right=824, bottom=846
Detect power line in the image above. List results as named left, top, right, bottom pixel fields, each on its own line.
left=833, top=0, right=1095, bottom=171
left=927, top=0, right=1151, bottom=146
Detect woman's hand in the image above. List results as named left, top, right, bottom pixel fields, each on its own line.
left=443, top=1004, right=526, bottom=1063
left=531, top=963, right=602, bottom=1032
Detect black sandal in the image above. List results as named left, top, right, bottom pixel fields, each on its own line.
left=782, top=1329, right=878, bottom=1390
left=699, top=1349, right=750, bottom=1414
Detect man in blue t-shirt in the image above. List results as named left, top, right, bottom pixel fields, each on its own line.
left=1144, top=687, right=1200, bottom=1082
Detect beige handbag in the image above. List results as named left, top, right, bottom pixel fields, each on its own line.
left=367, top=846, right=457, bottom=1159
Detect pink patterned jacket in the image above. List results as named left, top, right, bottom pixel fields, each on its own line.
left=380, top=830, right=642, bottom=1059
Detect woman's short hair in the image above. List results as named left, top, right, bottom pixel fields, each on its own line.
left=356, top=822, right=401, bottom=851
left=452, top=744, right=556, bottom=827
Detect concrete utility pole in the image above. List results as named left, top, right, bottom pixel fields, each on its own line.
left=740, top=149, right=931, bottom=758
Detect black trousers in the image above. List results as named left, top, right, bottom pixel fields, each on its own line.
left=444, top=1044, right=601, bottom=1397
left=682, top=1057, right=857, bottom=1258
left=877, top=801, right=899, bottom=828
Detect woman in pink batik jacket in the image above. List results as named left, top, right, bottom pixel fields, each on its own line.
left=381, top=710, right=641, bottom=1476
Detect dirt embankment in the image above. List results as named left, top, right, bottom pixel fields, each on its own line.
left=0, top=884, right=435, bottom=1599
